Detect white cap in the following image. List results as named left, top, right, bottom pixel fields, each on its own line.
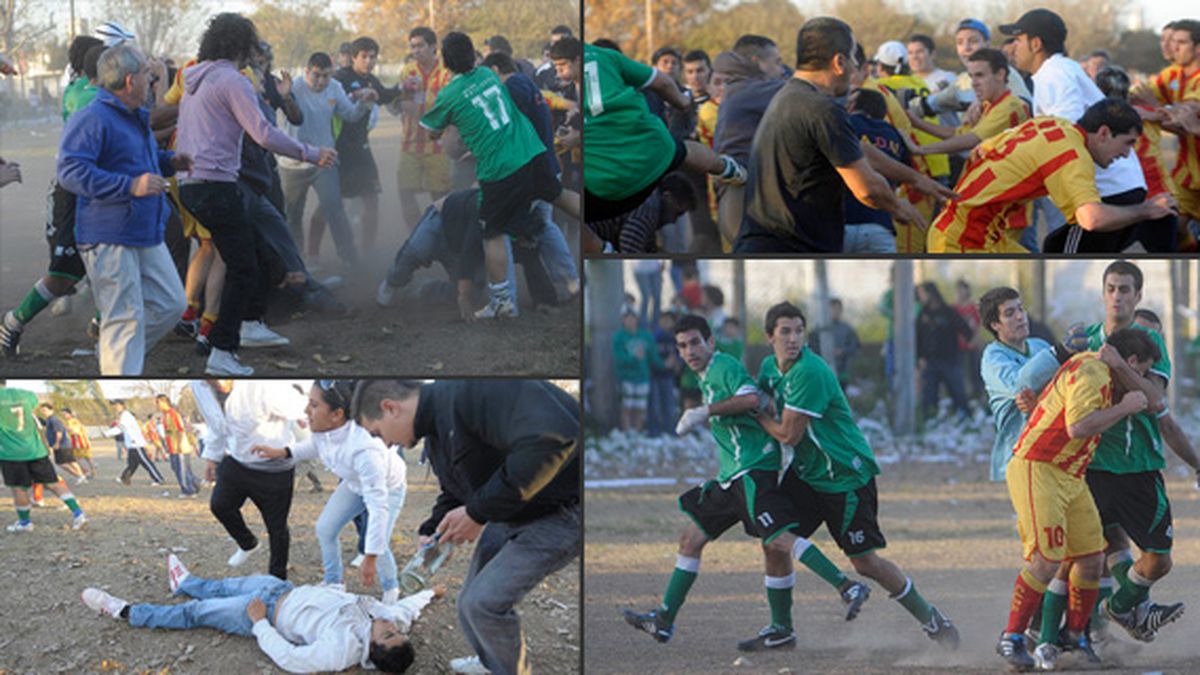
left=96, top=21, right=136, bottom=47
left=873, top=41, right=907, bottom=68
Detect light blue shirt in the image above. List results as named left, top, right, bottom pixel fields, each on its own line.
left=278, top=76, right=368, bottom=169
left=980, top=337, right=1058, bottom=481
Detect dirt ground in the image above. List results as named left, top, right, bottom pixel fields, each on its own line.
left=0, top=441, right=580, bottom=674
left=584, top=462, right=1200, bottom=674
left=0, top=117, right=580, bottom=378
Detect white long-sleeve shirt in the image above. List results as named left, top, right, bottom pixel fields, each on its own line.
left=251, top=587, right=434, bottom=673
left=291, top=422, right=408, bottom=556
left=1032, top=53, right=1145, bottom=197
left=221, top=381, right=308, bottom=472
left=191, top=380, right=231, bottom=462
left=103, top=410, right=148, bottom=448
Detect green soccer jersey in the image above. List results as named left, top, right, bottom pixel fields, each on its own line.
left=698, top=351, right=780, bottom=483
left=0, top=388, right=50, bottom=462
left=758, top=349, right=880, bottom=493
left=583, top=44, right=677, bottom=201
left=419, top=67, right=543, bottom=183
left=62, top=76, right=98, bottom=121
left=1085, top=322, right=1170, bottom=473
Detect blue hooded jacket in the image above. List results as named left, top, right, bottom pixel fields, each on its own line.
left=57, top=87, right=176, bottom=247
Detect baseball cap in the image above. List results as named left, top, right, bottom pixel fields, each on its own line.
left=873, top=41, right=908, bottom=68
left=956, top=18, right=991, bottom=43
left=999, top=9, right=1067, bottom=47
left=96, top=21, right=136, bottom=47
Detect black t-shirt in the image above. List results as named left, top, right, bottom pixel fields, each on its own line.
left=332, top=67, right=400, bottom=149
left=742, top=77, right=863, bottom=252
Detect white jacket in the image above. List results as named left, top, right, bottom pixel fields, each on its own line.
left=221, top=381, right=307, bottom=472
left=291, top=422, right=407, bottom=556
left=190, top=380, right=230, bottom=461
left=251, top=586, right=433, bottom=673
left=104, top=410, right=148, bottom=448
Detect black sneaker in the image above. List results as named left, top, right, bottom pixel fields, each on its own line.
left=995, top=632, right=1035, bottom=672
left=922, top=606, right=960, bottom=650
left=1138, top=600, right=1185, bottom=639
left=195, top=334, right=212, bottom=356
left=1105, top=598, right=1156, bottom=642
left=622, top=608, right=673, bottom=643
left=0, top=312, right=22, bottom=357
left=841, top=581, right=870, bottom=621
left=174, top=319, right=198, bottom=339
left=736, top=624, right=797, bottom=652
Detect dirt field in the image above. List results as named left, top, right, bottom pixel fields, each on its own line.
left=584, top=463, right=1200, bottom=674
left=0, top=441, right=580, bottom=674
left=0, top=116, right=580, bottom=378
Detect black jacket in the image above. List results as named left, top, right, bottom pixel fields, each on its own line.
left=414, top=380, right=579, bottom=535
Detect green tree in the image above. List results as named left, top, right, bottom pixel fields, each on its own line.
left=250, top=0, right=353, bottom=71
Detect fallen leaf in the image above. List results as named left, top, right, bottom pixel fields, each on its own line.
left=336, top=354, right=352, bottom=363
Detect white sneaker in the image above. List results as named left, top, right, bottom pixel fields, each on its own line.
left=350, top=553, right=365, bottom=568
left=81, top=588, right=128, bottom=619
left=474, top=296, right=518, bottom=319
left=72, top=513, right=88, bottom=530
left=206, top=348, right=253, bottom=376
left=376, top=280, right=397, bottom=307
left=449, top=655, right=491, bottom=674
left=6, top=520, right=32, bottom=533
left=75, top=475, right=89, bottom=486
left=240, top=321, right=290, bottom=347
left=382, top=588, right=399, bottom=604
left=227, top=542, right=260, bottom=567
left=31, top=500, right=46, bottom=508
left=167, top=554, right=190, bottom=593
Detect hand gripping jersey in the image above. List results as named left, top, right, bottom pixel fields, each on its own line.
left=1085, top=322, right=1170, bottom=474
left=1012, top=353, right=1113, bottom=478
left=697, top=351, right=779, bottom=484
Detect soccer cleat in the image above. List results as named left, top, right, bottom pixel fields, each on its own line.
left=376, top=280, right=397, bottom=307
left=206, top=348, right=253, bottom=376
left=74, top=475, right=89, bottom=486
left=174, top=319, right=198, bottom=339
left=239, top=321, right=289, bottom=347
left=1032, top=642, right=1060, bottom=671
left=474, top=296, right=518, bottom=320
left=841, top=581, right=871, bottom=621
left=71, top=513, right=88, bottom=530
left=0, top=312, right=22, bottom=357
left=31, top=499, right=46, bottom=508
left=167, top=554, right=190, bottom=594
left=227, top=541, right=260, bottom=567
left=736, top=624, right=797, bottom=652
left=922, top=606, right=960, bottom=650
left=81, top=588, right=128, bottom=619
left=6, top=520, right=32, bottom=533
left=996, top=632, right=1035, bottom=672
left=449, top=655, right=491, bottom=674
left=1105, top=599, right=1156, bottom=642
left=1136, top=600, right=1185, bottom=639
left=622, top=608, right=674, bottom=643
left=1059, top=633, right=1100, bottom=665
left=350, top=553, right=365, bottom=568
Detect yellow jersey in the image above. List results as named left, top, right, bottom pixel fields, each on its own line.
left=929, top=117, right=1099, bottom=253
left=397, top=61, right=452, bottom=155
left=1013, top=353, right=1112, bottom=478
left=1151, top=64, right=1200, bottom=190
left=959, top=90, right=1031, bottom=143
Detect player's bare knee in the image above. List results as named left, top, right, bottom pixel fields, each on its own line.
left=1072, top=552, right=1104, bottom=580
left=1027, top=553, right=1059, bottom=582
left=1142, top=552, right=1172, bottom=579
left=678, top=528, right=708, bottom=557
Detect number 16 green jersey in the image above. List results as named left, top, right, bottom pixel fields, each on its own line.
left=420, top=67, right=544, bottom=182
left=0, top=388, right=50, bottom=462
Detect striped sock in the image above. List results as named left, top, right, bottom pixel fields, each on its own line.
left=765, top=573, right=795, bottom=631
left=60, top=495, right=82, bottom=517
left=1039, top=578, right=1068, bottom=644
left=1067, top=568, right=1100, bottom=634
left=15, top=507, right=30, bottom=524
left=660, top=555, right=700, bottom=624
left=1006, top=568, right=1047, bottom=635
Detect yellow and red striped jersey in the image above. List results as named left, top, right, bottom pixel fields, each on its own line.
left=397, top=61, right=453, bottom=155
left=1013, top=353, right=1112, bottom=478
left=65, top=417, right=90, bottom=451
left=960, top=90, right=1031, bottom=143
left=1151, top=64, right=1200, bottom=190
left=1133, top=113, right=1175, bottom=198
left=929, top=117, right=1099, bottom=253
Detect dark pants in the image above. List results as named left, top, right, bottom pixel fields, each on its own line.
left=921, top=359, right=970, bottom=420
left=210, top=457, right=294, bottom=580
left=1043, top=188, right=1177, bottom=253
left=121, top=445, right=165, bottom=484
left=180, top=182, right=270, bottom=352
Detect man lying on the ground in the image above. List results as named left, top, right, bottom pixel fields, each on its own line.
left=82, top=554, right=442, bottom=674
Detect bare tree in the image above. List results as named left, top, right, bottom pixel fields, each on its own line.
left=0, top=0, right=54, bottom=58
left=103, top=0, right=207, bottom=58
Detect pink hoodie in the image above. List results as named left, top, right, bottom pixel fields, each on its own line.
left=176, top=59, right=319, bottom=182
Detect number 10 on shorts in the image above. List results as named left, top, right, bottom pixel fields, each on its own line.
left=1042, top=525, right=1065, bottom=548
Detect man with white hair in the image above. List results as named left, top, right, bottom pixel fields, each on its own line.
left=56, top=43, right=191, bottom=375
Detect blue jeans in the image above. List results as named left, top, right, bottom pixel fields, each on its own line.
left=279, top=165, right=358, bottom=265
left=129, top=574, right=293, bottom=636
left=843, top=224, right=897, bottom=253
left=921, top=359, right=970, bottom=419
left=646, top=372, right=677, bottom=437
left=241, top=183, right=305, bottom=275
left=169, top=454, right=199, bottom=495
left=458, top=504, right=581, bottom=675
left=635, top=269, right=662, bottom=328
left=530, top=200, right=578, bottom=301
left=384, top=205, right=518, bottom=304
left=316, top=480, right=406, bottom=592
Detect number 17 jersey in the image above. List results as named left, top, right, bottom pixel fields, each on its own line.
left=0, top=388, right=50, bottom=462
left=419, top=67, right=543, bottom=182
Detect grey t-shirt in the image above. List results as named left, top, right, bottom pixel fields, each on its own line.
left=738, top=78, right=863, bottom=252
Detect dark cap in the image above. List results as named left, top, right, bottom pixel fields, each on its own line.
left=999, top=9, right=1067, bottom=49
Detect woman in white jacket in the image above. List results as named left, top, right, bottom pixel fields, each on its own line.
left=254, top=380, right=408, bottom=603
